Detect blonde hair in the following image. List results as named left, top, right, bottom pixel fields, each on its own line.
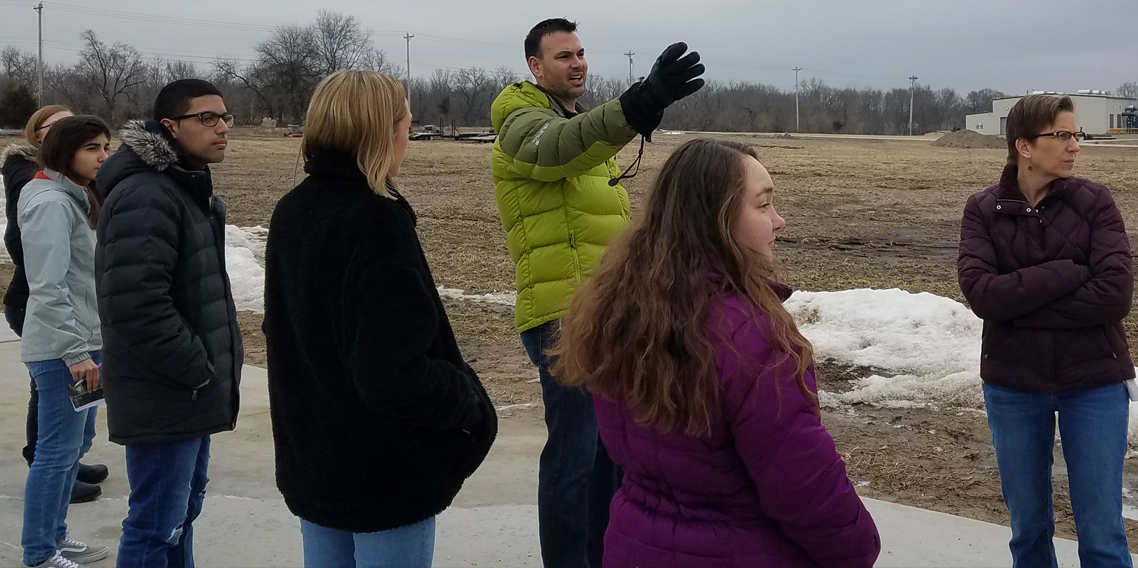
left=301, top=70, right=407, bottom=198
left=25, top=104, right=71, bottom=147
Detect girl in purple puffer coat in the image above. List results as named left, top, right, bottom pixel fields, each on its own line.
left=554, top=138, right=880, bottom=568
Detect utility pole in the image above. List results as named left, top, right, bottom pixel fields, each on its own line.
left=909, top=75, right=919, bottom=136
left=34, top=2, right=43, bottom=106
left=624, top=51, right=635, bottom=86
left=404, top=32, right=414, bottom=106
left=793, top=67, right=802, bottom=133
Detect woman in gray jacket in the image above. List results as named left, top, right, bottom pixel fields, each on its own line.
left=18, top=115, right=111, bottom=568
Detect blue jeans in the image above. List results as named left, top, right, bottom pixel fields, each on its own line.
left=117, top=436, right=210, bottom=568
left=521, top=321, right=622, bottom=568
left=984, top=382, right=1132, bottom=568
left=22, top=355, right=99, bottom=566
left=300, top=517, right=435, bottom=568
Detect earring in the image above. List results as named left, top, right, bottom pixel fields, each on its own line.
left=1027, top=164, right=1033, bottom=171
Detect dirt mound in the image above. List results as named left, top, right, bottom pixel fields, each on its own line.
left=932, top=130, right=1005, bottom=149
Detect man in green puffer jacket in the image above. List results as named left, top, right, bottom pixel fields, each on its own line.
left=490, top=18, right=704, bottom=568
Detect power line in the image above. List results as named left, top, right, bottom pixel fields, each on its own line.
left=624, top=51, right=634, bottom=85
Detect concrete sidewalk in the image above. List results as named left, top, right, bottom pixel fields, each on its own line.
left=0, top=329, right=1131, bottom=567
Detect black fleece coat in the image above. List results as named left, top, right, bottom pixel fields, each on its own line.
left=263, top=151, right=497, bottom=533
left=958, top=163, right=1134, bottom=391
left=95, top=120, right=243, bottom=446
left=1, top=144, right=36, bottom=334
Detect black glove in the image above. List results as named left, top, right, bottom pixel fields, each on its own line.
left=1075, top=264, right=1092, bottom=284
left=619, top=42, right=705, bottom=138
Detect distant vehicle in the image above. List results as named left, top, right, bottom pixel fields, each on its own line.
left=410, top=125, right=444, bottom=141
left=285, top=124, right=303, bottom=137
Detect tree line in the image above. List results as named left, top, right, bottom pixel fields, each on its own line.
left=2, top=11, right=1136, bottom=135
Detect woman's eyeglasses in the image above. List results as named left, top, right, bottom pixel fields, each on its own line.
left=1030, top=130, right=1085, bottom=143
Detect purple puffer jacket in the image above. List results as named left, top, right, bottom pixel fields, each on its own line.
left=958, top=163, right=1134, bottom=391
left=595, top=292, right=881, bottom=568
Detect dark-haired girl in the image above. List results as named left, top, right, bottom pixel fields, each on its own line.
left=18, top=115, right=111, bottom=568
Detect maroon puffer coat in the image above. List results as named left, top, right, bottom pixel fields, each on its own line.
left=958, top=163, right=1134, bottom=391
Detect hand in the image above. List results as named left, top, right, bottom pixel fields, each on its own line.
left=1075, top=264, right=1092, bottom=284
left=643, top=42, right=706, bottom=109
left=69, top=359, right=100, bottom=392
left=619, top=42, right=705, bottom=137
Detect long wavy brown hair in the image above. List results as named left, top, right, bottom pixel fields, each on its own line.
left=552, top=138, right=815, bottom=436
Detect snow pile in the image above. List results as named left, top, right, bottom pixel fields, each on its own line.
left=786, top=288, right=984, bottom=409
left=788, top=288, right=1138, bottom=450
left=224, top=225, right=267, bottom=313
left=437, top=287, right=517, bottom=307
left=0, top=175, right=7, bottom=262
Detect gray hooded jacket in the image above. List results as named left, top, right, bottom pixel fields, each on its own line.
left=17, top=168, right=102, bottom=365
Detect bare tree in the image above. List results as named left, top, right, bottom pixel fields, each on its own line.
left=0, top=46, right=38, bottom=89
left=78, top=30, right=146, bottom=124
left=361, top=49, right=397, bottom=75
left=311, top=10, right=371, bottom=74
left=249, top=24, right=318, bottom=121
left=1118, top=82, right=1138, bottom=99
left=452, top=66, right=490, bottom=124
left=965, top=88, right=1008, bottom=114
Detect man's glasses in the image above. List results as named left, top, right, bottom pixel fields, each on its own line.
left=169, top=111, right=235, bottom=128
left=1030, top=130, right=1085, bottom=143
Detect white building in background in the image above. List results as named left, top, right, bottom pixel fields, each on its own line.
left=966, top=91, right=1138, bottom=136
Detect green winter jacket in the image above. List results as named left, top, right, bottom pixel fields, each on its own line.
left=491, top=81, right=638, bottom=333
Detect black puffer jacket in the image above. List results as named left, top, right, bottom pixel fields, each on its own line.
left=95, top=120, right=243, bottom=446
left=263, top=151, right=497, bottom=532
left=1, top=143, right=36, bottom=334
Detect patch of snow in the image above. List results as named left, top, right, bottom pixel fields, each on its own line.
left=787, top=288, right=1138, bottom=450
left=786, top=288, right=983, bottom=409
left=437, top=287, right=517, bottom=307
left=224, top=225, right=267, bottom=313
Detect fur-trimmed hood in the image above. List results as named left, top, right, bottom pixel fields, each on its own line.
left=96, top=119, right=213, bottom=203
left=0, top=143, right=37, bottom=168
left=117, top=119, right=180, bottom=171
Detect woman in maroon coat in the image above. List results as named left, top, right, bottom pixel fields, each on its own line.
left=958, top=94, right=1134, bottom=568
left=555, top=138, right=880, bottom=567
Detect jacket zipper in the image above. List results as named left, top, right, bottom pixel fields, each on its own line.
left=209, top=195, right=242, bottom=425
left=568, top=231, right=582, bottom=283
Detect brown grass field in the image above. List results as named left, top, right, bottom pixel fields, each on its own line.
left=5, top=129, right=1138, bottom=547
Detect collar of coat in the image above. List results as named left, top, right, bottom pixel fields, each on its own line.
left=32, top=168, right=92, bottom=212
left=0, top=143, right=36, bottom=167
left=117, top=119, right=187, bottom=172
left=109, top=119, right=214, bottom=205
left=994, top=162, right=1071, bottom=211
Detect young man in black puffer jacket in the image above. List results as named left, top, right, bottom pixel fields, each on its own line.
left=94, top=79, right=243, bottom=567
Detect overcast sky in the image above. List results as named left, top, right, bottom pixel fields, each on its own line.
left=1, top=0, right=1135, bottom=95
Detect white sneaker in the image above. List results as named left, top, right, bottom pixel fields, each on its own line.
left=56, top=535, right=108, bottom=564
left=27, top=550, right=83, bottom=568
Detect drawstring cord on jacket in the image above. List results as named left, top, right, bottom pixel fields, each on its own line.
left=609, top=136, right=646, bottom=187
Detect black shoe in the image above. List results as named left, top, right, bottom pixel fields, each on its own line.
left=76, top=463, right=109, bottom=484
left=69, top=480, right=101, bottom=504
